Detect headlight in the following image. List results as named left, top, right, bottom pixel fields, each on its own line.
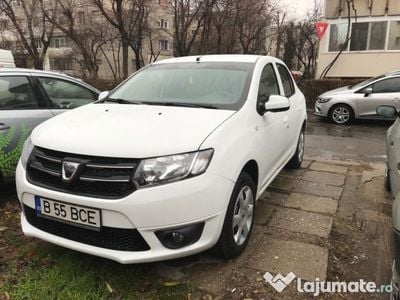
left=133, top=149, right=214, bottom=187
left=21, top=135, right=34, bottom=169
left=317, top=97, right=332, bottom=103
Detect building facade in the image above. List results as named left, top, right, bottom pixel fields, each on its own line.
left=317, top=0, right=400, bottom=78
left=0, top=0, right=174, bottom=80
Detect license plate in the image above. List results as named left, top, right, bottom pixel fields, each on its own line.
left=34, top=196, right=101, bottom=230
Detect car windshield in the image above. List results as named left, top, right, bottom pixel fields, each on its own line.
left=107, top=62, right=254, bottom=110
left=350, top=75, right=386, bottom=89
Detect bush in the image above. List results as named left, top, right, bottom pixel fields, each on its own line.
left=85, top=79, right=123, bottom=91
left=298, top=79, right=363, bottom=109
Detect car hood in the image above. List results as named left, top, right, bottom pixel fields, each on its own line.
left=319, top=86, right=354, bottom=97
left=32, top=104, right=236, bottom=158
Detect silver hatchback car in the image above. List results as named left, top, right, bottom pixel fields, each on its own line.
left=315, top=71, right=400, bottom=125
left=0, top=68, right=99, bottom=184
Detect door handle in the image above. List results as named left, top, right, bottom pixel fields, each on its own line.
left=0, top=123, right=10, bottom=131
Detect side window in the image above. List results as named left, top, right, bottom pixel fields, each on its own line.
left=257, top=64, right=280, bottom=113
left=0, top=76, right=38, bottom=110
left=38, top=77, right=96, bottom=109
left=372, top=77, right=400, bottom=93
left=277, top=64, right=295, bottom=97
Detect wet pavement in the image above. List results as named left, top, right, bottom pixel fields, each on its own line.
left=306, top=112, right=392, bottom=162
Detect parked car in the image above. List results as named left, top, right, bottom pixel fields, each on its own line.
left=376, top=105, right=400, bottom=299
left=16, top=55, right=307, bottom=263
left=0, top=68, right=99, bottom=185
left=315, top=71, right=400, bottom=125
left=0, top=49, right=16, bottom=68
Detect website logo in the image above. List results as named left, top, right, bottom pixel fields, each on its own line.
left=263, top=272, right=296, bottom=292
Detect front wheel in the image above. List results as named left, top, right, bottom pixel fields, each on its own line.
left=329, top=104, right=354, bottom=125
left=213, top=172, right=255, bottom=259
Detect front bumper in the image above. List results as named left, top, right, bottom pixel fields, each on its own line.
left=16, top=162, right=234, bottom=263
left=314, top=102, right=329, bottom=117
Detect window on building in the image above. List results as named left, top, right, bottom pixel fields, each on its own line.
left=389, top=21, right=400, bottom=50
left=350, top=23, right=369, bottom=51
left=159, top=39, right=169, bottom=50
left=369, top=22, right=387, bottom=50
left=159, top=18, right=168, bottom=29
left=0, top=20, right=8, bottom=30
left=50, top=37, right=66, bottom=48
left=32, top=16, right=40, bottom=28
left=49, top=58, right=73, bottom=71
left=329, top=23, right=349, bottom=52
left=349, top=22, right=388, bottom=51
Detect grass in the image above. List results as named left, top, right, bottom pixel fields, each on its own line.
left=0, top=199, right=199, bottom=300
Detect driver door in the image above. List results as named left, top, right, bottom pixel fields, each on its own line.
left=0, top=76, right=53, bottom=181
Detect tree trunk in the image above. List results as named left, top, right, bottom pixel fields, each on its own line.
left=121, top=40, right=129, bottom=78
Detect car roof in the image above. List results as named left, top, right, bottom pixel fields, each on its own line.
left=154, top=54, right=278, bottom=65
left=0, top=67, right=99, bottom=92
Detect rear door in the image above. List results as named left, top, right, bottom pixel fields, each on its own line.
left=357, top=76, right=400, bottom=118
left=276, top=63, right=300, bottom=147
left=35, top=76, right=98, bottom=116
left=0, top=75, right=53, bottom=181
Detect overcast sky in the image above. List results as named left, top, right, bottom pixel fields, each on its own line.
left=278, top=0, right=324, bottom=20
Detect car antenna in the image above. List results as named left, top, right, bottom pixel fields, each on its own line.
left=196, top=56, right=201, bottom=63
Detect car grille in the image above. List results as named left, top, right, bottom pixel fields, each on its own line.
left=26, top=147, right=139, bottom=199
left=23, top=205, right=150, bottom=251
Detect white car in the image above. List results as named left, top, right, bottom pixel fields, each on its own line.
left=16, top=55, right=307, bottom=263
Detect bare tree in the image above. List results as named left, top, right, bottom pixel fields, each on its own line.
left=320, top=0, right=356, bottom=78
left=172, top=0, right=212, bottom=56
left=92, top=0, right=150, bottom=77
left=234, top=0, right=272, bottom=54
left=0, top=0, right=54, bottom=69
left=40, top=0, right=106, bottom=80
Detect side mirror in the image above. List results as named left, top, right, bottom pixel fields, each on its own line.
left=98, top=91, right=110, bottom=101
left=363, top=87, right=373, bottom=97
left=377, top=105, right=398, bottom=118
left=263, top=95, right=290, bottom=113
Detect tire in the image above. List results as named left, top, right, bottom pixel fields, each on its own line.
left=286, top=129, right=305, bottom=169
left=213, top=172, right=256, bottom=259
left=329, top=104, right=354, bottom=125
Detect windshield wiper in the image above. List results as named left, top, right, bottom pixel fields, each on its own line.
left=105, top=98, right=142, bottom=105
left=163, top=102, right=218, bottom=109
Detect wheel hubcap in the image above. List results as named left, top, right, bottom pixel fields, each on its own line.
left=298, top=132, right=304, bottom=162
left=332, top=107, right=350, bottom=124
left=232, top=186, right=254, bottom=246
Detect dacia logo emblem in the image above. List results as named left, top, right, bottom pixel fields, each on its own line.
left=62, top=161, right=81, bottom=183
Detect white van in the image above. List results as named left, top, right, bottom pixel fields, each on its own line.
left=0, top=50, right=16, bottom=68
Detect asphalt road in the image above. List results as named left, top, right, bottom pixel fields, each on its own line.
left=306, top=112, right=392, bottom=162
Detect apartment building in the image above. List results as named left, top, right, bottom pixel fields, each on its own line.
left=0, top=0, right=174, bottom=80
left=316, top=0, right=400, bottom=78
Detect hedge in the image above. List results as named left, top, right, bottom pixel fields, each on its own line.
left=297, top=79, right=363, bottom=109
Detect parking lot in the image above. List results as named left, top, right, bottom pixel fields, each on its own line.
left=0, top=113, right=395, bottom=299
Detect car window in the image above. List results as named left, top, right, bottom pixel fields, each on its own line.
left=372, top=77, right=400, bottom=93
left=257, top=64, right=280, bottom=108
left=0, top=76, right=38, bottom=110
left=277, top=64, right=295, bottom=97
left=38, top=77, right=96, bottom=109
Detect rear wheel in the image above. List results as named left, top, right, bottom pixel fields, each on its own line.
left=213, top=172, right=255, bottom=259
left=287, top=129, right=305, bottom=169
left=329, top=104, right=354, bottom=125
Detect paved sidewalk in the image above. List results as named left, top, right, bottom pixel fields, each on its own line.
left=155, top=159, right=393, bottom=299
